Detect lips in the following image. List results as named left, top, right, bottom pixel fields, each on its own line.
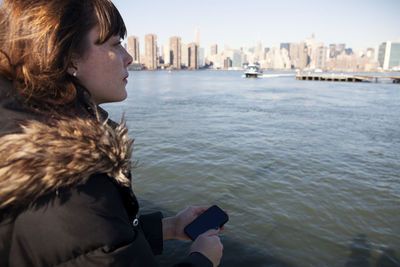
left=123, top=73, right=129, bottom=83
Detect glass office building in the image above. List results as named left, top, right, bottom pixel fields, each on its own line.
left=382, top=41, right=400, bottom=70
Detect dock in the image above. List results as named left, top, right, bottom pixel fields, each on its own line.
left=296, top=73, right=400, bottom=84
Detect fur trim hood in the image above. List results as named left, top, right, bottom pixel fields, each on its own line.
left=0, top=116, right=134, bottom=212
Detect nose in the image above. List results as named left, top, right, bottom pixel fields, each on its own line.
left=124, top=48, right=133, bottom=67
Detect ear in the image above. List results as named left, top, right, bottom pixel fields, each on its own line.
left=67, top=54, right=79, bottom=76
left=67, top=66, right=77, bottom=76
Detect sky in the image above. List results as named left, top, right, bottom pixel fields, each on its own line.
left=113, top=0, right=400, bottom=53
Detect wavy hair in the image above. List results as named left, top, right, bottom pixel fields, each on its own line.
left=0, top=0, right=126, bottom=111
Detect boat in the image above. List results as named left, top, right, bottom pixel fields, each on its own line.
left=244, top=64, right=263, bottom=78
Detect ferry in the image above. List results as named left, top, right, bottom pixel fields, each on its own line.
left=244, top=64, right=263, bottom=78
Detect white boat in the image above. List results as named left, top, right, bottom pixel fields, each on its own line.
left=244, top=64, right=263, bottom=78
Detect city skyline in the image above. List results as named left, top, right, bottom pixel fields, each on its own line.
left=127, top=32, right=400, bottom=72
left=114, top=0, right=400, bottom=51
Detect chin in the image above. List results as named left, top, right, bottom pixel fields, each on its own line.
left=119, top=95, right=128, bottom=102
left=114, top=91, right=128, bottom=102
left=111, top=88, right=127, bottom=102
left=120, top=90, right=128, bottom=101
left=98, top=93, right=127, bottom=104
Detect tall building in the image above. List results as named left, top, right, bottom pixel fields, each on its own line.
left=299, top=43, right=309, bottom=69
left=314, top=45, right=328, bottom=70
left=169, top=36, right=181, bottom=69
left=194, top=26, right=200, bottom=45
left=194, top=27, right=201, bottom=68
left=127, top=36, right=140, bottom=64
left=188, top=42, right=199, bottom=70
left=382, top=41, right=400, bottom=70
left=263, top=47, right=270, bottom=61
left=329, top=43, right=346, bottom=58
left=199, top=48, right=205, bottom=67
left=162, top=44, right=170, bottom=66
left=289, top=42, right=308, bottom=69
left=280, top=43, right=290, bottom=54
left=305, top=34, right=316, bottom=58
left=211, top=44, right=218, bottom=56
left=378, top=42, right=387, bottom=67
left=145, top=34, right=158, bottom=70
left=232, top=50, right=242, bottom=68
left=254, top=41, right=263, bottom=61
left=224, top=57, right=232, bottom=69
left=181, top=44, right=188, bottom=67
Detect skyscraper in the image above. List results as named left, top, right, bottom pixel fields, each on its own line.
left=382, top=41, right=400, bottom=70
left=210, top=44, right=218, bottom=56
left=232, top=50, right=242, bottom=68
left=314, top=45, right=328, bottom=70
left=169, top=36, right=181, bottom=69
left=224, top=57, right=232, bottom=69
left=280, top=43, right=290, bottom=54
left=145, top=34, right=158, bottom=70
left=329, top=44, right=346, bottom=58
left=289, top=42, right=308, bottom=69
left=188, top=42, right=199, bottom=70
left=127, top=36, right=140, bottom=64
left=181, top=44, right=188, bottom=67
left=254, top=41, right=263, bottom=61
left=378, top=42, right=386, bottom=68
left=194, top=26, right=200, bottom=45
left=162, top=44, right=170, bottom=66
left=199, top=48, right=205, bottom=67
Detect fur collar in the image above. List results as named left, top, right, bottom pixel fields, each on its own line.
left=0, top=116, right=133, bottom=212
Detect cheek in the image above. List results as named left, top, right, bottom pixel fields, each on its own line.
left=77, top=48, right=126, bottom=103
left=80, top=53, right=111, bottom=84
left=98, top=52, right=121, bottom=78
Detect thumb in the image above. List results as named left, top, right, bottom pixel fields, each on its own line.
left=203, top=228, right=220, bottom=236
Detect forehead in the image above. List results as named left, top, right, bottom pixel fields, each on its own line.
left=87, top=26, right=120, bottom=45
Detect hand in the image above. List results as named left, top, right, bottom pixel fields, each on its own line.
left=163, top=206, right=210, bottom=240
left=190, top=229, right=223, bottom=267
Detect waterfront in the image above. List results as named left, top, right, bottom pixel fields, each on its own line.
left=103, top=71, right=400, bottom=266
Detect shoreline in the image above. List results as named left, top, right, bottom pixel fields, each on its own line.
left=128, top=68, right=400, bottom=75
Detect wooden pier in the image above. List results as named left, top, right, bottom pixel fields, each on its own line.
left=296, top=73, right=400, bottom=84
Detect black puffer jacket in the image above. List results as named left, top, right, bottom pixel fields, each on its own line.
left=0, top=76, right=211, bottom=267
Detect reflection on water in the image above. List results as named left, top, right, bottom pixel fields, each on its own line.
left=346, top=234, right=400, bottom=267
left=104, top=71, right=400, bottom=266
left=346, top=234, right=372, bottom=267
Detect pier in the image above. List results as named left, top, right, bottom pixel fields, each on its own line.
left=296, top=73, right=400, bottom=84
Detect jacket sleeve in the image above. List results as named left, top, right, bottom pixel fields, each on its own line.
left=173, top=252, right=213, bottom=267
left=9, top=174, right=159, bottom=267
left=138, top=212, right=164, bottom=255
left=138, top=213, right=213, bottom=267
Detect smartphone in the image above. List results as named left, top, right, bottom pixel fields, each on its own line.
left=184, top=205, right=229, bottom=240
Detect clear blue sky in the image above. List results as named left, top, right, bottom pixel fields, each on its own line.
left=114, top=0, right=400, bottom=52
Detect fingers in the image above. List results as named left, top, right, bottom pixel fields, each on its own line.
left=193, top=205, right=210, bottom=214
left=190, top=228, right=223, bottom=267
left=202, top=228, right=220, bottom=236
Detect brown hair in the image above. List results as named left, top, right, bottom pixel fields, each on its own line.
left=0, top=0, right=126, bottom=111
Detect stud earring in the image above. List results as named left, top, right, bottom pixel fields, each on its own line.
left=72, top=71, right=77, bottom=77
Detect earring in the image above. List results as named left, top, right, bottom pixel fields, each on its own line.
left=73, top=71, right=77, bottom=77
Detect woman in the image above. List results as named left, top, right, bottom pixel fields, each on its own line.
left=0, top=0, right=223, bottom=266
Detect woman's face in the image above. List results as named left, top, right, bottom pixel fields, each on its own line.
left=72, top=27, right=133, bottom=104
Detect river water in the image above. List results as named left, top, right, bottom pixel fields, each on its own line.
left=103, top=70, right=400, bottom=267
